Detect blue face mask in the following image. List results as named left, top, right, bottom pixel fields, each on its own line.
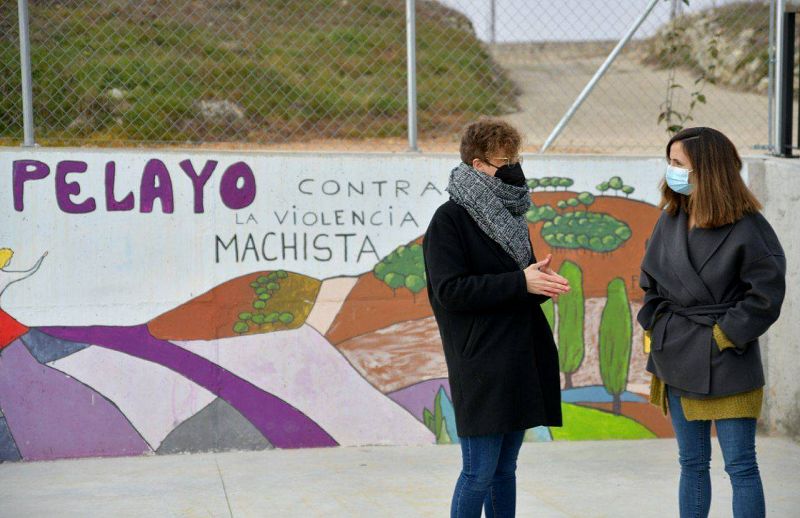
left=665, top=164, right=693, bottom=195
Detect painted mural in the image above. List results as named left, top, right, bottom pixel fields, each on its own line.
left=0, top=151, right=680, bottom=462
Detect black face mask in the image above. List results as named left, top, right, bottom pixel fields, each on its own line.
left=495, top=163, right=526, bottom=187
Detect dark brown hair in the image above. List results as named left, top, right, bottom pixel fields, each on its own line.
left=661, top=127, right=762, bottom=228
left=459, top=118, right=522, bottom=165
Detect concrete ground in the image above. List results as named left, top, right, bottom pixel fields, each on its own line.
left=1, top=438, right=798, bottom=517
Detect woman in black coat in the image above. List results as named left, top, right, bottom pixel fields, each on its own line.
left=423, top=120, right=568, bottom=518
left=639, top=127, right=785, bottom=518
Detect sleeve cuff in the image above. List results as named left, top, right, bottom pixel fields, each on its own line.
left=515, top=269, right=529, bottom=301
left=713, top=324, right=736, bottom=352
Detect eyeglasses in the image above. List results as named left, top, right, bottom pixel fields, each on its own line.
left=485, top=156, right=523, bottom=168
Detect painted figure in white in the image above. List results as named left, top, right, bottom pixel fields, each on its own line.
left=0, top=249, right=47, bottom=299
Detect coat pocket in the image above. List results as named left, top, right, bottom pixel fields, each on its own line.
left=651, top=313, right=669, bottom=351
left=461, top=315, right=484, bottom=360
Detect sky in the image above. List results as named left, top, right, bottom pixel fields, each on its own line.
left=433, top=0, right=766, bottom=42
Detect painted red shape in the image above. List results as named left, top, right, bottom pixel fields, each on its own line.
left=0, top=309, right=28, bottom=349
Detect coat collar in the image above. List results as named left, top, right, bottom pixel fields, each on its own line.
left=666, top=210, right=716, bottom=304
left=691, top=221, right=735, bottom=273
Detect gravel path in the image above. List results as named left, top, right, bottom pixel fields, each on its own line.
left=491, top=42, right=772, bottom=155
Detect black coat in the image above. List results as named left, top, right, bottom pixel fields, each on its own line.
left=639, top=209, right=786, bottom=398
left=422, top=200, right=562, bottom=437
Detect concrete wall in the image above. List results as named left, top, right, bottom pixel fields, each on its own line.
left=749, top=158, right=800, bottom=441
left=0, top=148, right=795, bottom=462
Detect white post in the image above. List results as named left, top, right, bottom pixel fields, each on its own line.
left=768, top=0, right=776, bottom=153
left=490, top=0, right=496, bottom=44
left=18, top=0, right=35, bottom=147
left=406, top=0, right=418, bottom=152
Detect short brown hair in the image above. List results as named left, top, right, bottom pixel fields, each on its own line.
left=661, top=127, right=762, bottom=228
left=459, top=119, right=522, bottom=164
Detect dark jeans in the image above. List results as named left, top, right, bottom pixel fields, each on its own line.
left=668, top=388, right=765, bottom=518
left=451, top=430, right=525, bottom=518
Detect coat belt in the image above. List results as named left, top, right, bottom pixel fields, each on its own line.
left=648, top=301, right=736, bottom=351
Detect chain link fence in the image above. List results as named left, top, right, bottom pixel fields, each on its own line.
left=480, top=0, right=773, bottom=154
left=0, top=0, right=774, bottom=154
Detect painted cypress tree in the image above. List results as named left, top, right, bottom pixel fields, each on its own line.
left=433, top=389, right=451, bottom=444
left=599, top=278, right=633, bottom=415
left=423, top=408, right=434, bottom=431
left=557, top=261, right=584, bottom=389
left=542, top=298, right=555, bottom=331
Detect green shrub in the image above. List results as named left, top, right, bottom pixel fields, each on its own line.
left=541, top=212, right=631, bottom=252
left=373, top=243, right=426, bottom=296
left=233, top=321, right=249, bottom=334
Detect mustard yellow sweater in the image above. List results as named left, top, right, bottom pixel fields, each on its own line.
left=647, top=325, right=763, bottom=421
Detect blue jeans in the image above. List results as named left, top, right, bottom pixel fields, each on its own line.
left=668, top=388, right=765, bottom=518
left=451, top=430, right=525, bottom=518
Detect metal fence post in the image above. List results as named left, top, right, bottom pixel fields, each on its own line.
left=406, top=0, right=418, bottom=152
left=490, top=0, right=496, bottom=44
left=539, top=0, right=659, bottom=154
left=774, top=0, right=794, bottom=157
left=18, top=0, right=35, bottom=147
left=773, top=0, right=786, bottom=156
left=768, top=0, right=777, bottom=153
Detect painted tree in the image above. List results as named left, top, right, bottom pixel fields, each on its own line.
left=622, top=185, right=635, bottom=198
left=599, top=278, right=633, bottom=415
left=577, top=192, right=595, bottom=209
left=608, top=176, right=624, bottom=194
left=541, top=212, right=631, bottom=253
left=433, top=389, right=451, bottom=444
left=423, top=408, right=434, bottom=430
left=526, top=204, right=558, bottom=223
left=373, top=243, right=425, bottom=297
left=541, top=298, right=555, bottom=331
left=558, top=178, right=574, bottom=191
left=404, top=274, right=426, bottom=302
left=540, top=205, right=557, bottom=221
left=557, top=261, right=584, bottom=389
left=233, top=322, right=249, bottom=334
left=615, top=225, right=632, bottom=241
left=596, top=181, right=610, bottom=195
left=384, top=272, right=404, bottom=296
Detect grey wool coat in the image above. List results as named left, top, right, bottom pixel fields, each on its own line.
left=638, top=209, right=786, bottom=398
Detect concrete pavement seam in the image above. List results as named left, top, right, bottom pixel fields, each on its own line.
left=215, top=457, right=235, bottom=518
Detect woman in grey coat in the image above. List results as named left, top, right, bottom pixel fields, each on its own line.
left=638, top=127, right=785, bottom=518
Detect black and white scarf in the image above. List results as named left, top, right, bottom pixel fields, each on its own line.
left=446, top=162, right=532, bottom=269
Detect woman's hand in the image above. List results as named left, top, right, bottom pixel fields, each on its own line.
left=523, top=254, right=570, bottom=298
